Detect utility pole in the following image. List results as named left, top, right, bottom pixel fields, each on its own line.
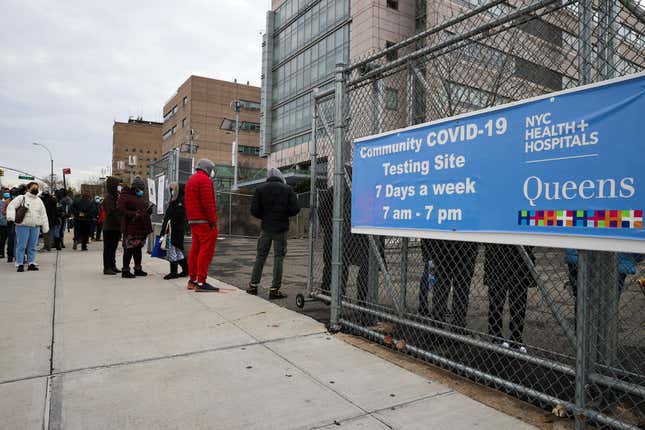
left=32, top=142, right=54, bottom=190
left=189, top=129, right=197, bottom=173
left=232, top=100, right=241, bottom=190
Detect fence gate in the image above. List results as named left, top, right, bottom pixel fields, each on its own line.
left=307, top=1, right=645, bottom=429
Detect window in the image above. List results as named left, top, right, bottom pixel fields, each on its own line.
left=182, top=118, right=187, bottom=128
left=238, top=100, right=261, bottom=110
left=182, top=96, right=188, bottom=106
left=385, top=88, right=399, bottom=110
left=139, top=149, right=143, bottom=153
left=220, top=118, right=261, bottom=132
left=387, top=0, right=399, bottom=10
left=447, top=81, right=512, bottom=110
left=146, top=150, right=150, bottom=154
left=125, top=148, right=128, bottom=152
left=514, top=57, right=563, bottom=91
left=519, top=17, right=562, bottom=46
left=163, top=105, right=178, bottom=122
left=238, top=145, right=260, bottom=155
left=386, top=41, right=398, bottom=61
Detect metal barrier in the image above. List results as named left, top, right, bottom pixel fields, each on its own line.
left=305, top=1, right=645, bottom=428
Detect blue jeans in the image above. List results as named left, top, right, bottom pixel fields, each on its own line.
left=15, top=225, right=40, bottom=266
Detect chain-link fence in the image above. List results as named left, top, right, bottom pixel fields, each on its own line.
left=305, top=1, right=645, bottom=429
left=149, top=149, right=193, bottom=223
left=216, top=191, right=310, bottom=238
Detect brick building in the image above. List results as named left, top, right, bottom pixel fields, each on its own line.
left=162, top=76, right=265, bottom=179
left=111, top=118, right=163, bottom=183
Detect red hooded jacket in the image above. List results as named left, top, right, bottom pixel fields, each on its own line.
left=185, top=170, right=217, bottom=225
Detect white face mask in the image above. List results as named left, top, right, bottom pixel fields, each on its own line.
left=117, top=185, right=123, bottom=193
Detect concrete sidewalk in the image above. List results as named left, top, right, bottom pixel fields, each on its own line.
left=0, top=246, right=538, bottom=430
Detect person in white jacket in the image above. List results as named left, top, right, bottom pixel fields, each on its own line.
left=6, top=182, right=49, bottom=272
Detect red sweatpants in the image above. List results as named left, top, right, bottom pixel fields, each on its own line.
left=188, top=224, right=218, bottom=283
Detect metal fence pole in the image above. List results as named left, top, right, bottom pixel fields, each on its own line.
left=575, top=4, right=594, bottom=428
left=306, top=97, right=318, bottom=296
left=575, top=250, right=592, bottom=430
left=598, top=0, right=617, bottom=80
left=579, top=0, right=593, bottom=85
left=398, top=63, right=415, bottom=312
left=368, top=76, right=383, bottom=306
left=330, top=63, right=347, bottom=331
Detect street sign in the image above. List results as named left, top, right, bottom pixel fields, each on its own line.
left=352, top=72, right=645, bottom=253
left=63, top=168, right=71, bottom=175
left=18, top=175, right=35, bottom=180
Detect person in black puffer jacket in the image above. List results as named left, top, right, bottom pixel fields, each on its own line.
left=160, top=182, right=188, bottom=279
left=101, top=176, right=122, bottom=275
left=39, top=190, right=58, bottom=252
left=71, top=190, right=97, bottom=251
left=247, top=168, right=300, bottom=300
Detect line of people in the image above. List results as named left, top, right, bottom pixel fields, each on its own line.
left=0, top=158, right=302, bottom=298
left=0, top=183, right=109, bottom=270
left=98, top=159, right=221, bottom=290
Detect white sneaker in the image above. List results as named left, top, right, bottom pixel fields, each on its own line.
left=501, top=341, right=510, bottom=349
left=518, top=346, right=528, bottom=354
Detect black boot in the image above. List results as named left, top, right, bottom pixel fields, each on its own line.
left=134, top=267, right=147, bottom=277
left=122, top=270, right=135, bottom=279
left=164, top=262, right=179, bottom=280
left=178, top=259, right=188, bottom=277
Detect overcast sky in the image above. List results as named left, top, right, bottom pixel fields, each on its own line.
left=0, top=0, right=269, bottom=188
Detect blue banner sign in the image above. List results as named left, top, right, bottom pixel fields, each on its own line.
left=352, top=73, right=645, bottom=252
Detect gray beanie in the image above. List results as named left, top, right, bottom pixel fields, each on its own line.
left=268, top=167, right=286, bottom=184
left=132, top=176, right=145, bottom=190
left=196, top=158, right=215, bottom=177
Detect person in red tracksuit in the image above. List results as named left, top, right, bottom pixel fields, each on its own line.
left=184, top=159, right=220, bottom=292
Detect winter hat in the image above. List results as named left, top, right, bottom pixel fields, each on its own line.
left=268, top=167, right=286, bottom=184
left=132, top=177, right=145, bottom=190
left=196, top=159, right=215, bottom=177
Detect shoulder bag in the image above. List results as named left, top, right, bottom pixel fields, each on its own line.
left=15, top=196, right=29, bottom=224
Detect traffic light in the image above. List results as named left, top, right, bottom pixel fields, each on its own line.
left=0, top=168, right=4, bottom=176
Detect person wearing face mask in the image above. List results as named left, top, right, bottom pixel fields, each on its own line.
left=71, top=190, right=97, bottom=251
left=6, top=182, right=49, bottom=272
left=184, top=159, right=219, bottom=292
left=39, top=189, right=58, bottom=252
left=117, top=177, right=152, bottom=278
left=160, top=182, right=188, bottom=279
left=0, top=188, right=11, bottom=259
left=94, top=196, right=103, bottom=242
left=4, top=188, right=20, bottom=262
left=101, top=177, right=122, bottom=275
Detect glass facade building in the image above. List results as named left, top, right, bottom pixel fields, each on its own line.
left=261, top=0, right=350, bottom=156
